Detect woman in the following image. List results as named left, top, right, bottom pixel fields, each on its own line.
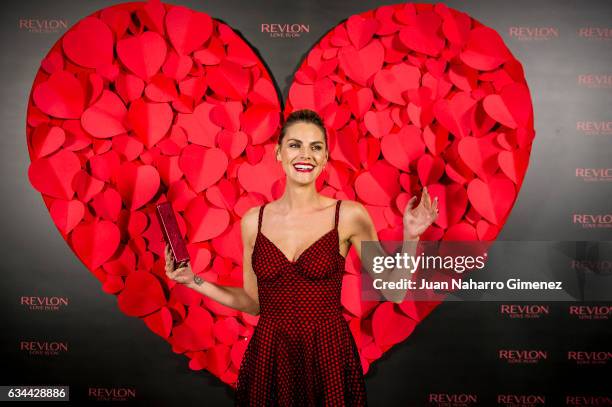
left=165, top=109, right=438, bottom=406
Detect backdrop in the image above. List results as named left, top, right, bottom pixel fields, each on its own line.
left=2, top=0, right=611, bottom=406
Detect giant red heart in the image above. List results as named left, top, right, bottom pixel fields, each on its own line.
left=25, top=1, right=535, bottom=388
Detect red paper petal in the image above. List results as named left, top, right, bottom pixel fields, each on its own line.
left=28, top=149, right=81, bottom=199
left=128, top=98, right=173, bottom=148
left=427, top=183, right=468, bottom=229
left=338, top=40, right=384, bottom=87
left=71, top=219, right=120, bottom=270
left=207, top=60, right=249, bottom=100
left=171, top=306, right=214, bottom=350
left=117, top=271, right=166, bottom=317
left=30, top=125, right=65, bottom=158
left=50, top=199, right=85, bottom=235
left=467, top=175, right=516, bottom=225
left=237, top=152, right=285, bottom=201
left=457, top=132, right=502, bottom=181
left=116, top=161, right=160, bottom=210
left=162, top=50, right=193, bottom=81
left=72, top=170, right=105, bottom=202
left=354, top=161, right=400, bottom=206
left=33, top=70, right=85, bottom=119
left=373, top=63, right=420, bottom=105
left=346, top=15, right=379, bottom=49
left=460, top=26, right=512, bottom=71
left=498, top=149, right=529, bottom=185
left=364, top=110, right=393, bottom=139
left=115, top=73, right=144, bottom=104
left=241, top=106, right=280, bottom=145
left=81, top=90, right=127, bottom=138
left=62, top=16, right=113, bottom=68
left=145, top=74, right=178, bottom=102
left=184, top=197, right=230, bottom=242
left=144, top=307, right=173, bottom=339
left=117, top=31, right=167, bottom=80
left=179, top=145, right=228, bottom=192
left=372, top=302, right=417, bottom=350
left=166, top=6, right=212, bottom=55
left=483, top=83, right=533, bottom=129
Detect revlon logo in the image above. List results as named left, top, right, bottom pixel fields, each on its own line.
left=260, top=23, right=310, bottom=38
left=566, top=395, right=612, bottom=406
left=567, top=351, right=610, bottom=365
left=88, top=387, right=136, bottom=401
left=572, top=214, right=612, bottom=228
left=577, top=27, right=612, bottom=40
left=508, top=26, right=559, bottom=40
left=577, top=74, right=612, bottom=88
left=571, top=260, right=612, bottom=275
left=428, top=393, right=478, bottom=406
left=20, top=340, right=68, bottom=356
left=576, top=121, right=612, bottom=135
left=569, top=305, right=611, bottom=320
left=500, top=304, right=549, bottom=319
left=498, top=349, right=547, bottom=364
left=497, top=394, right=546, bottom=406
left=575, top=168, right=612, bottom=182
left=19, top=18, right=68, bottom=33
left=20, top=295, right=69, bottom=311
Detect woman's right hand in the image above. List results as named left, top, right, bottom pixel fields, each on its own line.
left=164, top=244, right=195, bottom=286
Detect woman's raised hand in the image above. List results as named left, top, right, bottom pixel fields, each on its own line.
left=164, top=244, right=195, bottom=286
left=403, top=186, right=439, bottom=240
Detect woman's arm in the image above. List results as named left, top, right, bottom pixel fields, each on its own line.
left=345, top=188, right=438, bottom=303
left=165, top=206, right=261, bottom=315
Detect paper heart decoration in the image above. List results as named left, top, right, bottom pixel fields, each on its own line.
left=26, top=0, right=535, bottom=388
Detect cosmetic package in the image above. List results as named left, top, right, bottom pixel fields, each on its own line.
left=155, top=202, right=190, bottom=264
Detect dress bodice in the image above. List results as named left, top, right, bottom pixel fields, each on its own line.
left=250, top=200, right=346, bottom=320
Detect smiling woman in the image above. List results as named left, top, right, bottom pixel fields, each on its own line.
left=276, top=109, right=329, bottom=181
left=233, top=109, right=370, bottom=406
left=165, top=109, right=438, bottom=406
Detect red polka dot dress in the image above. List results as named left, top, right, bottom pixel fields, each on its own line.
left=236, top=200, right=368, bottom=406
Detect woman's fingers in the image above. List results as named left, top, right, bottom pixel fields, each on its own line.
left=175, top=266, right=189, bottom=275
left=425, top=187, right=432, bottom=208
left=431, top=197, right=439, bottom=223
left=166, top=266, right=192, bottom=285
left=164, top=245, right=175, bottom=273
left=420, top=187, right=428, bottom=209
left=407, top=196, right=417, bottom=212
left=164, top=246, right=193, bottom=285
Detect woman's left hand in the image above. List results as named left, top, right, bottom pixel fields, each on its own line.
left=403, top=186, right=439, bottom=240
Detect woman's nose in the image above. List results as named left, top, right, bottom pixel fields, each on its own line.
left=298, top=146, right=312, bottom=158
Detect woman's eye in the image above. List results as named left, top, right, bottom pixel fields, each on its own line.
left=313, top=146, right=322, bottom=150
left=289, top=143, right=299, bottom=148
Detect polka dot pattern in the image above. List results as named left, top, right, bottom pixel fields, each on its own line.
left=236, top=200, right=367, bottom=406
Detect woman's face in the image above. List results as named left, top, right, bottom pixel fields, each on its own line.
left=276, top=122, right=328, bottom=185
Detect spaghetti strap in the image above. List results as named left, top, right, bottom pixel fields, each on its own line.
left=334, top=200, right=341, bottom=229
left=257, top=204, right=266, bottom=233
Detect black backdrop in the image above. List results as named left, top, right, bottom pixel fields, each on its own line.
left=1, top=0, right=611, bottom=405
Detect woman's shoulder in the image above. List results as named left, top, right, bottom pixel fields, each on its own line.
left=336, top=200, right=372, bottom=240
left=338, top=198, right=365, bottom=212
left=240, top=205, right=261, bottom=230
left=337, top=199, right=369, bottom=222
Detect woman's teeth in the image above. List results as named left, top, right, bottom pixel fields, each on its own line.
left=293, top=164, right=314, bottom=172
